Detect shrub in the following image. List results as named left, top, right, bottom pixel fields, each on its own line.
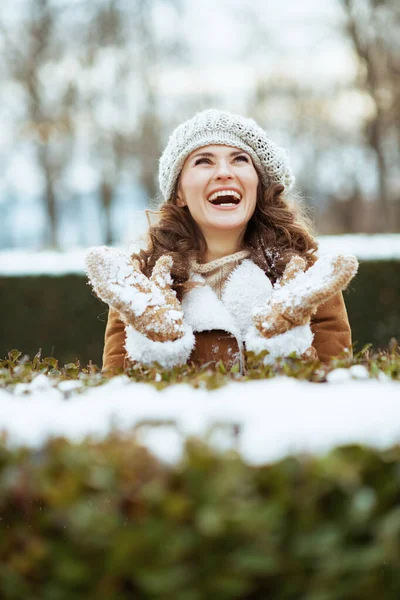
left=1, top=260, right=400, bottom=366
left=1, top=435, right=400, bottom=599
left=1, top=349, right=400, bottom=598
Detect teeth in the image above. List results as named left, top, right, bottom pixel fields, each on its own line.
left=208, top=190, right=242, bottom=202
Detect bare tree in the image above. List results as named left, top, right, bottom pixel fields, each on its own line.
left=76, top=0, right=186, bottom=243
left=245, top=75, right=371, bottom=234
left=0, top=0, right=186, bottom=247
left=0, top=0, right=76, bottom=247
left=339, top=0, right=400, bottom=231
left=225, top=0, right=400, bottom=233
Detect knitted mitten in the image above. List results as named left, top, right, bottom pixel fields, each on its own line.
left=253, top=254, right=358, bottom=339
left=85, top=247, right=185, bottom=342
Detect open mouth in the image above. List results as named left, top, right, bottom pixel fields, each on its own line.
left=207, top=191, right=242, bottom=207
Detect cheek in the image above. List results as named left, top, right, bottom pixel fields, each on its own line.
left=182, top=192, right=204, bottom=220
left=180, top=173, right=204, bottom=200
left=243, top=168, right=259, bottom=189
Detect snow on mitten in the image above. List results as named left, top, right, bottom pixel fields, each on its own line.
left=279, top=255, right=307, bottom=285
left=85, top=246, right=185, bottom=343
left=253, top=254, right=358, bottom=339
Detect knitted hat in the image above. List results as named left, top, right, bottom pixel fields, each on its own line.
left=158, top=108, right=295, bottom=203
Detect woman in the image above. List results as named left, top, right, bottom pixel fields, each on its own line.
left=86, top=109, right=358, bottom=373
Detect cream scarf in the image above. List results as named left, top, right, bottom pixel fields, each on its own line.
left=190, top=250, right=251, bottom=299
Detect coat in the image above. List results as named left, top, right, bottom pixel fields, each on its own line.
left=101, top=258, right=352, bottom=372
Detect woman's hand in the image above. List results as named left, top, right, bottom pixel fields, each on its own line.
left=85, top=247, right=185, bottom=342
left=253, top=254, right=358, bottom=339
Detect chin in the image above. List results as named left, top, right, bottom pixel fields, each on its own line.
left=207, top=217, right=249, bottom=230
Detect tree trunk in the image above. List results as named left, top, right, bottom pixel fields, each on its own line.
left=368, top=113, right=390, bottom=232
left=100, top=179, right=113, bottom=245
left=341, top=0, right=391, bottom=232
left=39, top=146, right=58, bottom=248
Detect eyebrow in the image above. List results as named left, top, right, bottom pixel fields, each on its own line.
left=191, top=150, right=248, bottom=160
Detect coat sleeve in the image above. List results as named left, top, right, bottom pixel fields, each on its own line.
left=310, top=291, right=352, bottom=362
left=102, top=308, right=126, bottom=371
left=102, top=307, right=196, bottom=371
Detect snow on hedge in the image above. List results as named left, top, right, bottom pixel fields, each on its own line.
left=1, top=234, right=400, bottom=277
left=1, top=370, right=400, bottom=465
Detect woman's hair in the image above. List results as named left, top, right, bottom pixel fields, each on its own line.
left=131, top=172, right=319, bottom=301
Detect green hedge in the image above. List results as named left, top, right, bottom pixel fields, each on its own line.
left=1, top=342, right=400, bottom=389
left=344, top=260, right=400, bottom=350
left=1, top=351, right=400, bottom=597
left=0, top=275, right=106, bottom=366
left=1, top=261, right=399, bottom=366
left=1, top=436, right=400, bottom=599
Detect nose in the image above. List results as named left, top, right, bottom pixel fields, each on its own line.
left=214, top=159, right=234, bottom=180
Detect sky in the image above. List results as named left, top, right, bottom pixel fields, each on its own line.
left=151, top=0, right=357, bottom=103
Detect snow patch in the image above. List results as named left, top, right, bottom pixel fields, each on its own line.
left=2, top=234, right=400, bottom=277
left=1, top=376, right=400, bottom=465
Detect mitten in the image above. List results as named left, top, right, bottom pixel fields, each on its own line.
left=253, top=254, right=358, bottom=339
left=85, top=246, right=185, bottom=343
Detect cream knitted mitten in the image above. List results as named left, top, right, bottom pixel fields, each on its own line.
left=253, top=254, right=358, bottom=339
left=85, top=247, right=185, bottom=343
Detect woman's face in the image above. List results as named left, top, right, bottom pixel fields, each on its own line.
left=176, top=144, right=259, bottom=235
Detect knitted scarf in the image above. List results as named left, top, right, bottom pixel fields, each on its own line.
left=190, top=250, right=251, bottom=299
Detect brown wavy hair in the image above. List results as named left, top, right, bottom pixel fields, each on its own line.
left=131, top=174, right=319, bottom=302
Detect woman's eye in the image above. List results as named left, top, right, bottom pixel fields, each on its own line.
left=194, top=155, right=249, bottom=165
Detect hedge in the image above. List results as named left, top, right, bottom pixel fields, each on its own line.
left=1, top=349, right=400, bottom=598
left=1, top=341, right=400, bottom=389
left=0, top=274, right=106, bottom=366
left=1, top=435, right=400, bottom=599
left=1, top=260, right=399, bottom=366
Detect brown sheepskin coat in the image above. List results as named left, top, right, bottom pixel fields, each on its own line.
left=102, top=290, right=351, bottom=372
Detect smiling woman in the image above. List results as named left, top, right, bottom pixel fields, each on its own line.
left=85, top=109, right=358, bottom=374
left=175, top=145, right=259, bottom=261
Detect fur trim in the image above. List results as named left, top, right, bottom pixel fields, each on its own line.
left=123, top=259, right=317, bottom=368
left=181, top=273, right=247, bottom=373
left=125, top=322, right=195, bottom=368
left=245, top=324, right=314, bottom=364
left=221, top=259, right=273, bottom=335
left=182, top=274, right=243, bottom=340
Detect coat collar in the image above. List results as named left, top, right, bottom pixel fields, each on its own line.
left=182, top=259, right=273, bottom=338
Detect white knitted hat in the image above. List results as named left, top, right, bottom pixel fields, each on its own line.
left=158, top=108, right=295, bottom=202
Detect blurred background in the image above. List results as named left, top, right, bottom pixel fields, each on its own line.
left=1, top=0, right=399, bottom=248
left=0, top=0, right=399, bottom=363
